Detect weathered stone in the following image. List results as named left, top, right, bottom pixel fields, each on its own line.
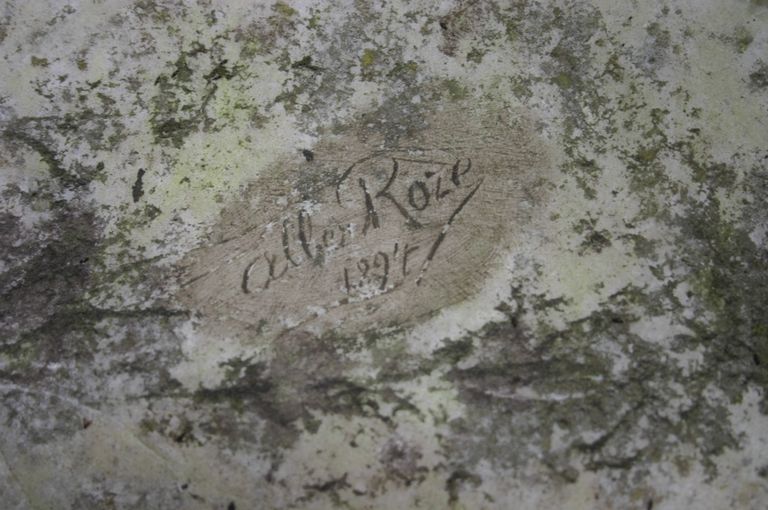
left=0, top=1, right=766, bottom=509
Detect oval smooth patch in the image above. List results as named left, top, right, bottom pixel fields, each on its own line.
left=177, top=102, right=551, bottom=341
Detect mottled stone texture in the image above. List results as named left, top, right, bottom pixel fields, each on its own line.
left=1, top=1, right=767, bottom=509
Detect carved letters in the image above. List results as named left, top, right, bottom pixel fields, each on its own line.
left=239, top=155, right=479, bottom=301
left=178, top=104, right=549, bottom=340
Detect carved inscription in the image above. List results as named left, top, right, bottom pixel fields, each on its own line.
left=178, top=104, right=549, bottom=340
left=239, top=155, right=479, bottom=301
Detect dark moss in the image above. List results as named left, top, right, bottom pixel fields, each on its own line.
left=622, top=234, right=658, bottom=259
left=441, top=288, right=743, bottom=478
left=387, top=60, right=419, bottom=81
left=432, top=337, right=474, bottom=366
left=442, top=79, right=469, bottom=100
left=736, top=29, right=754, bottom=53
left=291, top=55, right=323, bottom=72
left=272, top=2, right=297, bottom=17
left=274, top=84, right=305, bottom=112
left=604, top=53, right=625, bottom=81
left=749, top=61, right=768, bottom=89
left=580, top=229, right=612, bottom=254
left=30, top=55, right=49, bottom=67
left=149, top=48, right=242, bottom=148
left=1, top=125, right=104, bottom=188
left=185, top=328, right=422, bottom=449
left=151, top=109, right=200, bottom=148
left=563, top=157, right=601, bottom=199
left=676, top=188, right=768, bottom=408
left=466, top=47, right=485, bottom=64
left=552, top=72, right=574, bottom=89
left=446, top=469, right=481, bottom=503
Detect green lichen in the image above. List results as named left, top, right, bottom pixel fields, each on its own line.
left=736, top=27, right=754, bottom=52
left=505, top=20, right=518, bottom=43
left=552, top=72, right=573, bottom=89
left=273, top=1, right=297, bottom=17
left=442, top=78, right=469, bottom=100
left=467, top=47, right=485, bottom=64
left=360, top=48, right=377, bottom=80
left=604, top=53, right=624, bottom=81
left=388, top=60, right=419, bottom=80
left=30, top=56, right=49, bottom=67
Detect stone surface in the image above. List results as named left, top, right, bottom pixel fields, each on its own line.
left=0, top=1, right=767, bottom=509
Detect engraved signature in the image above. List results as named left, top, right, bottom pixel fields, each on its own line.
left=240, top=154, right=482, bottom=303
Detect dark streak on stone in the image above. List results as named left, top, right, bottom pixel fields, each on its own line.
left=132, top=168, right=146, bottom=203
